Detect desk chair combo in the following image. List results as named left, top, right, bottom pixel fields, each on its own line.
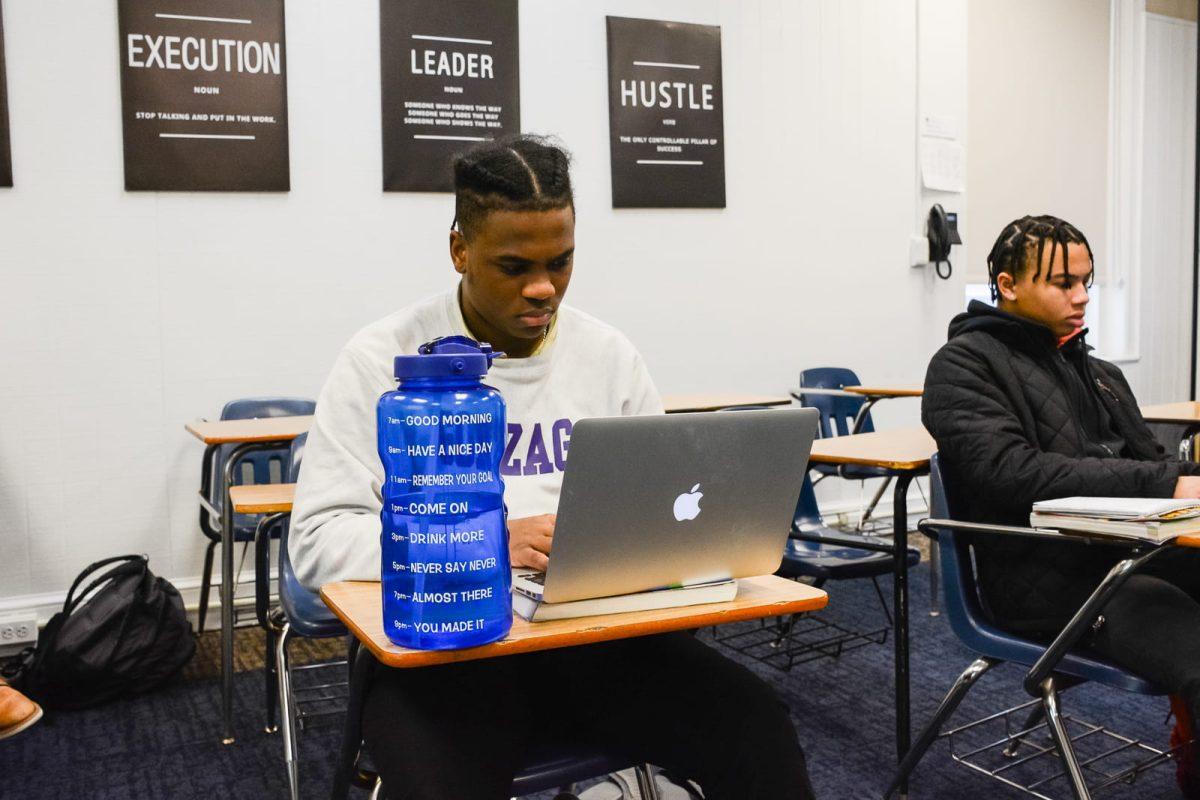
left=712, top=469, right=919, bottom=670
left=252, top=435, right=661, bottom=800
left=793, top=367, right=894, bottom=528
left=706, top=405, right=920, bottom=670
left=334, top=641, right=664, bottom=800
left=247, top=432, right=352, bottom=800
left=886, top=455, right=1187, bottom=800
left=196, top=397, right=316, bottom=635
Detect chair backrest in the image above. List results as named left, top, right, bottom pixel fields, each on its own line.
left=928, top=454, right=986, bottom=643
left=210, top=397, right=315, bottom=493
left=793, top=473, right=824, bottom=531
left=279, top=433, right=308, bottom=556
left=797, top=367, right=874, bottom=437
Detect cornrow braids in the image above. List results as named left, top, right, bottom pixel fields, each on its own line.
left=986, top=214, right=1095, bottom=301
left=452, top=135, right=575, bottom=238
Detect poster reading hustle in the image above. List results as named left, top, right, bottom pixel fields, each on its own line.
left=606, top=17, right=725, bottom=208
left=117, top=0, right=290, bottom=191
left=0, top=0, right=12, bottom=188
left=380, top=0, right=519, bottom=192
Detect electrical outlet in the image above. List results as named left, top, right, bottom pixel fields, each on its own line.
left=0, top=614, right=38, bottom=645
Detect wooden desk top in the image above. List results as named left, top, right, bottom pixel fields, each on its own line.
left=808, top=427, right=936, bottom=472
left=185, top=415, right=313, bottom=445
left=845, top=385, right=924, bottom=399
left=229, top=483, right=295, bottom=514
left=663, top=394, right=792, bottom=413
left=1176, top=535, right=1200, bottom=548
left=321, top=575, right=827, bottom=669
left=1141, top=402, right=1200, bottom=424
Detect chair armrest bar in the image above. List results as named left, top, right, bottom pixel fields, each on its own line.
left=253, top=512, right=288, bottom=629
left=788, top=528, right=894, bottom=554
left=789, top=387, right=860, bottom=400
left=917, top=518, right=1126, bottom=547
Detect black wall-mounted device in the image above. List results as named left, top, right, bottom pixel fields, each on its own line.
left=926, top=203, right=961, bottom=280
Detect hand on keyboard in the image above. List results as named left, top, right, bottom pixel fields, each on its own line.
left=508, top=514, right=556, bottom=571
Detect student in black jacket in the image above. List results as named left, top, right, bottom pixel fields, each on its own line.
left=923, top=214, right=1200, bottom=797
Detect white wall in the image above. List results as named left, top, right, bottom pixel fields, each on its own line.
left=0, top=0, right=967, bottom=615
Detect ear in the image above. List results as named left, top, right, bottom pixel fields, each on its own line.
left=449, top=229, right=468, bottom=275
left=995, top=271, right=1018, bottom=303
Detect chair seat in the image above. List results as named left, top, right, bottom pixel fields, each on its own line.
left=779, top=527, right=920, bottom=582
left=279, top=549, right=346, bottom=639
left=952, top=609, right=1159, bottom=694
left=511, top=742, right=633, bottom=795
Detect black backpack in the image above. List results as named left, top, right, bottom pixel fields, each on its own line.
left=3, top=555, right=196, bottom=709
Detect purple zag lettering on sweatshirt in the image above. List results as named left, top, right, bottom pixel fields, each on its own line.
left=501, top=419, right=574, bottom=477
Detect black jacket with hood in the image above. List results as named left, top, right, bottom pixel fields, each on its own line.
left=922, top=300, right=1200, bottom=634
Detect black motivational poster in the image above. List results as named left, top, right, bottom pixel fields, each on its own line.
left=0, top=0, right=11, bottom=188
left=606, top=17, right=725, bottom=208
left=117, top=0, right=290, bottom=191
left=380, top=0, right=520, bottom=192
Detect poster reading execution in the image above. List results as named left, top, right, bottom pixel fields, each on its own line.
left=0, top=0, right=12, bottom=187
left=606, top=17, right=725, bottom=208
left=380, top=0, right=519, bottom=192
left=117, top=0, right=290, bottom=191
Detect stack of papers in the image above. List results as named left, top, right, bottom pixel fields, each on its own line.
left=1030, top=497, right=1200, bottom=542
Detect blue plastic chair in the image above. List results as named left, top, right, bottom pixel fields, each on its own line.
left=782, top=472, right=919, bottom=585
left=197, top=396, right=316, bottom=634
left=885, top=454, right=1168, bottom=800
left=794, top=368, right=894, bottom=531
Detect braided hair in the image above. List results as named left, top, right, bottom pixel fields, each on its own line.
left=452, top=135, right=574, bottom=239
left=986, top=214, right=1094, bottom=301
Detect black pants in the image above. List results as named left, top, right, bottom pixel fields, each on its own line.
left=1086, top=550, right=1200, bottom=723
left=362, top=632, right=816, bottom=800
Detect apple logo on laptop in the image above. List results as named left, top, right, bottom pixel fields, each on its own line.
left=673, top=484, right=703, bottom=522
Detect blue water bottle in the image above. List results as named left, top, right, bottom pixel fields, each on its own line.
left=377, top=336, right=512, bottom=649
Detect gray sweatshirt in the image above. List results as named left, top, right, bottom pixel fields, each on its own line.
left=289, top=290, right=663, bottom=591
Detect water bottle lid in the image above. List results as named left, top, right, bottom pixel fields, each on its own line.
left=394, top=335, right=503, bottom=380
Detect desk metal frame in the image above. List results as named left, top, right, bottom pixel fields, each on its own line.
left=198, top=437, right=297, bottom=744
left=804, top=449, right=926, bottom=799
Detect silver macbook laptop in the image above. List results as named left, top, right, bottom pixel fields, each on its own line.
left=512, top=407, right=819, bottom=604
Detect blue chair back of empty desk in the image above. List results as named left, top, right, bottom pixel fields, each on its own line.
left=277, top=433, right=344, bottom=637
left=209, top=397, right=315, bottom=507
left=793, top=472, right=824, bottom=530
left=928, top=454, right=1156, bottom=694
left=797, top=367, right=874, bottom=438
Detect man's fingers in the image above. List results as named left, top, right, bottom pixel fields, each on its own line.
left=526, top=549, right=550, bottom=571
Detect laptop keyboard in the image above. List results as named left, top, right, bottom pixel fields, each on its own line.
left=518, top=571, right=546, bottom=586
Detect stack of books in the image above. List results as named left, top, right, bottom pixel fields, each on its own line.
left=512, top=574, right=738, bottom=622
left=1029, top=497, right=1200, bottom=542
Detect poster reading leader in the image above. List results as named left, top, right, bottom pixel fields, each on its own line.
left=380, top=0, right=519, bottom=192
left=117, top=0, right=289, bottom=191
left=0, top=0, right=12, bottom=188
left=606, top=17, right=725, bottom=208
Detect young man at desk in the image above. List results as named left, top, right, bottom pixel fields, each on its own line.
left=290, top=136, right=816, bottom=800
left=923, top=214, right=1200, bottom=796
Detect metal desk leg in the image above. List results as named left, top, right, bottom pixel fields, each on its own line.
left=218, top=440, right=285, bottom=745
left=892, top=472, right=914, bottom=800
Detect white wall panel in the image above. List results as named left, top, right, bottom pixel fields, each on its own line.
left=1133, top=13, right=1196, bottom=402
